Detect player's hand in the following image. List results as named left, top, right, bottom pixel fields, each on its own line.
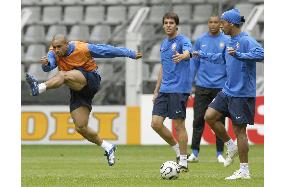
left=135, top=52, right=143, bottom=59
left=172, top=51, right=183, bottom=63
left=227, top=47, right=236, bottom=56
left=192, top=51, right=200, bottom=57
left=152, top=92, right=158, bottom=103
left=40, top=56, right=49, bottom=65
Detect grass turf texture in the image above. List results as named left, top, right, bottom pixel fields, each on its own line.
left=22, top=145, right=263, bottom=187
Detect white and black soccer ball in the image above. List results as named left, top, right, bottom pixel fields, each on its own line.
left=160, top=161, right=180, bottom=180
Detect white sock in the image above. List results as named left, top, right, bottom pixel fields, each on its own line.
left=240, top=163, right=249, bottom=173
left=225, top=139, right=235, bottom=151
left=101, top=140, right=113, bottom=152
left=38, top=83, right=47, bottom=94
left=179, top=155, right=188, bottom=167
left=172, top=143, right=180, bottom=157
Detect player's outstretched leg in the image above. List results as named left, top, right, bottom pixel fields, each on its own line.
left=25, top=73, right=39, bottom=96
left=103, top=143, right=117, bottom=166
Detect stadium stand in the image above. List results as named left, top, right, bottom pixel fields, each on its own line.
left=106, top=6, right=127, bottom=25
left=23, top=44, right=46, bottom=64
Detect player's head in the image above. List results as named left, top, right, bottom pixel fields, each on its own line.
left=220, top=8, right=245, bottom=35
left=208, top=15, right=221, bottom=35
left=51, top=34, right=69, bottom=57
left=162, top=12, right=179, bottom=36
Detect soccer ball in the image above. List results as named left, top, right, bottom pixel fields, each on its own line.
left=160, top=161, right=180, bottom=180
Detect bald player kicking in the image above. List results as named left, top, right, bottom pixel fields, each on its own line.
left=26, top=35, right=142, bottom=166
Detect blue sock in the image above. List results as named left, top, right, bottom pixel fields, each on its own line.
left=192, top=149, right=199, bottom=157
left=216, top=151, right=222, bottom=157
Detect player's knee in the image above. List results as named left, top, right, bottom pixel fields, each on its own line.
left=204, top=110, right=216, bottom=125
left=151, top=120, right=162, bottom=132
left=75, top=124, right=88, bottom=134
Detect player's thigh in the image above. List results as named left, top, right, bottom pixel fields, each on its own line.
left=64, top=70, right=87, bottom=90
left=71, top=106, right=90, bottom=128
left=232, top=123, right=247, bottom=137
left=194, top=92, right=211, bottom=118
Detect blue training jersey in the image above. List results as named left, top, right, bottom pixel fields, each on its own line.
left=191, top=32, right=229, bottom=88
left=159, top=34, right=193, bottom=93
left=198, top=32, right=264, bottom=97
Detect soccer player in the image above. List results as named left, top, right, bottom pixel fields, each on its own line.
left=151, top=12, right=193, bottom=172
left=26, top=34, right=142, bottom=166
left=188, top=15, right=229, bottom=164
left=194, top=8, right=264, bottom=179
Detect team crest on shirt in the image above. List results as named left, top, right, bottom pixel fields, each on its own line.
left=235, top=42, right=240, bottom=49
left=171, top=43, right=177, bottom=52
left=219, top=42, right=225, bottom=49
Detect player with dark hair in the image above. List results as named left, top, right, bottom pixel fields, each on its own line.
left=26, top=34, right=142, bottom=166
left=151, top=12, right=193, bottom=172
left=188, top=15, right=229, bottom=163
left=194, top=9, right=264, bottom=179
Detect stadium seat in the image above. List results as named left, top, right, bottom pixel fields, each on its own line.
left=140, top=24, right=155, bottom=41
left=106, top=6, right=126, bottom=24
left=178, top=24, right=192, bottom=38
left=83, top=6, right=105, bottom=25
left=21, top=45, right=25, bottom=61
left=112, top=25, right=126, bottom=43
left=59, top=0, right=81, bottom=5
left=148, top=5, right=168, bottom=24
left=173, top=5, right=192, bottom=23
left=62, top=6, right=84, bottom=25
left=90, top=25, right=111, bottom=43
left=104, top=0, right=123, bottom=5
left=143, top=63, right=150, bottom=81
left=68, top=25, right=90, bottom=42
left=22, top=6, right=41, bottom=24
left=248, top=0, right=264, bottom=3
left=24, top=25, right=45, bottom=44
left=148, top=0, right=164, bottom=4
left=22, top=0, right=38, bottom=6
left=122, top=0, right=144, bottom=5
left=21, top=64, right=26, bottom=81
left=46, top=25, right=67, bottom=42
left=148, top=43, right=160, bottom=62
left=39, top=0, right=58, bottom=5
left=128, top=5, right=143, bottom=20
left=81, top=0, right=102, bottom=5
left=24, top=44, right=46, bottom=64
left=260, top=30, right=264, bottom=40
left=250, top=24, right=261, bottom=40
left=150, top=63, right=160, bottom=81
left=192, top=24, right=207, bottom=41
left=192, top=4, right=213, bottom=22
left=27, top=64, right=49, bottom=81
left=97, top=64, right=114, bottom=81
left=259, top=12, right=264, bottom=22
left=42, top=6, right=62, bottom=25
left=235, top=3, right=254, bottom=19
left=172, top=0, right=184, bottom=4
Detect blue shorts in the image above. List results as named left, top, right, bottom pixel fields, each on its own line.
left=152, top=92, right=190, bottom=119
left=208, top=91, right=256, bottom=125
left=69, top=68, right=101, bottom=112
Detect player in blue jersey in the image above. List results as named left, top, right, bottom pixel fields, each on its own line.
left=188, top=15, right=229, bottom=164
left=151, top=12, right=193, bottom=172
left=194, top=9, right=264, bottom=179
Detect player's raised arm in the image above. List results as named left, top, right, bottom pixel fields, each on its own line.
left=41, top=50, right=58, bottom=72
left=87, top=43, right=142, bottom=60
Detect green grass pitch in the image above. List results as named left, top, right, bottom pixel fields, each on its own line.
left=22, top=145, right=263, bottom=187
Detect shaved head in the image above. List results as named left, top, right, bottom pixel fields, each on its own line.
left=51, top=34, right=69, bottom=57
